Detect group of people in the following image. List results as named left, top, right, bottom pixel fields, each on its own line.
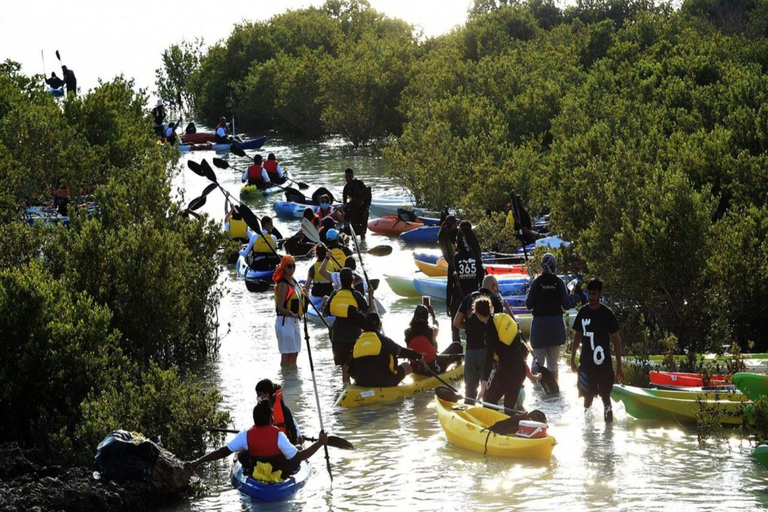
left=243, top=153, right=286, bottom=188
left=45, top=66, right=77, bottom=96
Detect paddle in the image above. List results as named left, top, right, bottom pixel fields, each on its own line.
left=245, top=279, right=272, bottom=293
left=186, top=182, right=219, bottom=212
left=210, top=428, right=354, bottom=451
left=41, top=50, right=46, bottom=78
left=302, top=311, right=333, bottom=480
left=434, top=386, right=525, bottom=416
left=55, top=50, right=62, bottom=65
left=286, top=176, right=310, bottom=191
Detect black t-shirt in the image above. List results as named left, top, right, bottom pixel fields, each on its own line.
left=459, top=288, right=504, bottom=315
left=323, top=288, right=368, bottom=345
left=573, top=303, right=620, bottom=372
left=464, top=314, right=488, bottom=351
left=447, top=249, right=484, bottom=303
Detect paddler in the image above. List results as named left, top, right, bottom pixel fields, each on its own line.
left=323, top=268, right=374, bottom=385
left=263, top=153, right=287, bottom=185
left=255, top=379, right=301, bottom=445
left=242, top=154, right=271, bottom=189
left=186, top=401, right=327, bottom=478
left=215, top=116, right=230, bottom=143
left=348, top=312, right=423, bottom=387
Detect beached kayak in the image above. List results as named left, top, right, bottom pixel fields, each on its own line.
left=384, top=274, right=419, bottom=298
left=732, top=373, right=768, bottom=401
left=400, top=226, right=440, bottom=245
left=412, top=276, right=529, bottom=301
left=434, top=396, right=556, bottom=459
left=649, top=371, right=730, bottom=388
left=336, top=364, right=464, bottom=408
left=368, top=196, right=436, bottom=218
left=610, top=385, right=747, bottom=425
left=367, top=216, right=424, bottom=236
left=414, top=257, right=526, bottom=278
left=230, top=459, right=311, bottom=502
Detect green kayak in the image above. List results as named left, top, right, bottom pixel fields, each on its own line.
left=611, top=385, right=747, bottom=425
left=732, top=373, right=768, bottom=401
left=754, top=445, right=768, bottom=469
left=384, top=274, right=419, bottom=298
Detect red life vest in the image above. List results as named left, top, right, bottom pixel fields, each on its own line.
left=247, top=164, right=265, bottom=183
left=263, top=160, right=279, bottom=178
left=407, top=334, right=437, bottom=363
left=272, top=389, right=287, bottom=434
left=246, top=425, right=281, bottom=458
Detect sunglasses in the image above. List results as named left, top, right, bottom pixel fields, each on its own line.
left=285, top=264, right=296, bottom=269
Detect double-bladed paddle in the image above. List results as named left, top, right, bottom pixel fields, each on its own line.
left=210, top=428, right=354, bottom=450
left=434, top=386, right=526, bottom=416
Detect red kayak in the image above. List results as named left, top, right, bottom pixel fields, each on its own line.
left=649, top=371, right=730, bottom=388
left=181, top=132, right=216, bottom=144
left=368, top=216, right=424, bottom=236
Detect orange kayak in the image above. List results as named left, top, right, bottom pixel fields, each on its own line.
left=649, top=371, right=730, bottom=388
left=368, top=216, right=424, bottom=236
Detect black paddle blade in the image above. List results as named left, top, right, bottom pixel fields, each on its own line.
left=245, top=278, right=272, bottom=293
left=56, top=50, right=61, bottom=61
left=212, top=157, right=230, bottom=169
left=367, top=245, right=392, bottom=257
left=435, top=386, right=462, bottom=403
left=538, top=366, right=560, bottom=395
left=297, top=181, right=310, bottom=190
left=230, top=144, right=247, bottom=157
left=201, top=160, right=218, bottom=183
left=187, top=195, right=207, bottom=211
left=235, top=204, right=261, bottom=233
left=187, top=160, right=204, bottom=176
left=201, top=182, right=219, bottom=197
left=328, top=435, right=355, bottom=450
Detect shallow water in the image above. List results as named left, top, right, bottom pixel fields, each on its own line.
left=161, top=135, right=768, bottom=511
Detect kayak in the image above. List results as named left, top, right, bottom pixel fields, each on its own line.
left=368, top=196, right=436, bottom=218
left=180, top=136, right=268, bottom=153
left=414, top=258, right=526, bottom=278
left=400, top=226, right=440, bottom=245
left=336, top=364, right=465, bottom=408
left=273, top=200, right=343, bottom=219
left=180, top=132, right=215, bottom=143
left=412, top=276, right=529, bottom=302
left=384, top=274, right=419, bottom=298
left=732, top=372, right=768, bottom=401
left=649, top=371, right=730, bottom=388
left=230, top=459, right=311, bottom=502
left=241, top=182, right=285, bottom=198
left=434, top=395, right=556, bottom=459
left=754, top=445, right=768, bottom=469
left=367, top=216, right=424, bottom=236
left=236, top=255, right=276, bottom=281
left=610, top=385, right=747, bottom=425
left=48, top=87, right=65, bottom=97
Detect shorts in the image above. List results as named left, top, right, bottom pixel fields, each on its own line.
left=332, top=342, right=354, bottom=366
left=578, top=367, right=614, bottom=400
left=275, top=316, right=302, bottom=354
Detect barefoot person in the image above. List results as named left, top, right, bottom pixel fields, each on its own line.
left=274, top=256, right=304, bottom=367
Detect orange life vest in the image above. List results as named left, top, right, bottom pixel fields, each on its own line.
left=272, top=389, right=287, bottom=434
left=246, top=425, right=281, bottom=457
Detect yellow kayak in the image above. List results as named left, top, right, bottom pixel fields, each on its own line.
left=414, top=258, right=447, bottom=277
left=336, top=364, right=464, bottom=408
left=434, top=396, right=556, bottom=459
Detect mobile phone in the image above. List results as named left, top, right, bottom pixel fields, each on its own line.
left=422, top=296, right=430, bottom=307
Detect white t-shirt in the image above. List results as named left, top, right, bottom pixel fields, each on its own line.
left=226, top=429, right=299, bottom=460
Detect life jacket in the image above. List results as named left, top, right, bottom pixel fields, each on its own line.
left=316, top=206, right=334, bottom=219
left=327, top=246, right=346, bottom=272
left=275, top=279, right=305, bottom=316
left=228, top=218, right=248, bottom=240
left=246, top=425, right=281, bottom=458
left=247, top=164, right=265, bottom=183
left=252, top=233, right=277, bottom=254
left=263, top=160, right=280, bottom=178
left=493, top=313, right=518, bottom=344
left=407, top=334, right=437, bottom=364
left=312, top=261, right=330, bottom=283
left=329, top=288, right=358, bottom=318
left=353, top=331, right=396, bottom=375
left=272, top=389, right=287, bottom=434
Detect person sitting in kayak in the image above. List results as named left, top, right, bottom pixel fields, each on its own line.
left=242, top=154, right=271, bottom=189
left=240, top=230, right=280, bottom=271
left=261, top=215, right=283, bottom=240
left=318, top=217, right=336, bottom=244
left=404, top=304, right=463, bottom=376
left=319, top=253, right=367, bottom=294
left=263, top=153, right=287, bottom=185
left=315, top=195, right=343, bottom=225
left=225, top=204, right=250, bottom=243
left=319, top=229, right=352, bottom=272
left=45, top=72, right=64, bottom=93
left=164, top=120, right=181, bottom=145
left=255, top=379, right=301, bottom=445
left=215, top=116, right=230, bottom=143
left=323, top=268, right=374, bottom=385
left=186, top=401, right=327, bottom=478
left=348, top=312, right=423, bottom=387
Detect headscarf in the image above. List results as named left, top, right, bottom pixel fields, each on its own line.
left=273, top=255, right=296, bottom=283
left=541, top=253, right=556, bottom=275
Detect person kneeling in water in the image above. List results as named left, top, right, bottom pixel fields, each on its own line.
left=186, top=401, right=327, bottom=478
left=348, top=312, right=423, bottom=387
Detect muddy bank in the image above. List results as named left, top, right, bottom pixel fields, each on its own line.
left=0, top=443, right=191, bottom=512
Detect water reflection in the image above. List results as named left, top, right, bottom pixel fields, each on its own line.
left=158, top=136, right=767, bottom=512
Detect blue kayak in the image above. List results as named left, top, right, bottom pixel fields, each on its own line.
left=273, top=200, right=341, bottom=219
left=179, top=135, right=267, bottom=153
left=400, top=226, right=440, bottom=245
left=237, top=255, right=276, bottom=281
left=231, top=459, right=311, bottom=502
left=412, top=276, right=529, bottom=301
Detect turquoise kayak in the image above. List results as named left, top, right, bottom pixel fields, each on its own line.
left=732, top=373, right=768, bottom=401
left=412, top=276, right=529, bottom=301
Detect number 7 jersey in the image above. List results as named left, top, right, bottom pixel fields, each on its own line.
left=573, top=303, right=620, bottom=372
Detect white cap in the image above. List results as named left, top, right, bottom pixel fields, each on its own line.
left=156, top=99, right=164, bottom=107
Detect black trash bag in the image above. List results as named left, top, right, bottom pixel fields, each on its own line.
left=94, top=430, right=159, bottom=482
